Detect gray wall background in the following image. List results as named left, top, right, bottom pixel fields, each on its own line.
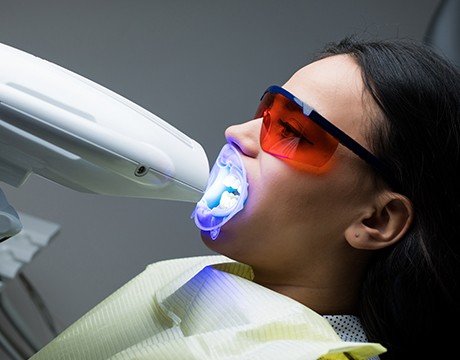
left=0, top=0, right=441, bottom=356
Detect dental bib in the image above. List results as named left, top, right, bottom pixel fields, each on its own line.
left=191, top=143, right=249, bottom=240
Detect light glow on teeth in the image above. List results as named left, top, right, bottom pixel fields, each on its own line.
left=219, top=191, right=239, bottom=209
left=223, top=174, right=241, bottom=194
left=191, top=143, right=249, bottom=241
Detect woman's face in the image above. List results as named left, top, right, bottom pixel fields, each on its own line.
left=201, top=55, right=380, bottom=277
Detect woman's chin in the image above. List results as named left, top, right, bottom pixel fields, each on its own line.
left=200, top=226, right=235, bottom=255
left=200, top=228, right=225, bottom=249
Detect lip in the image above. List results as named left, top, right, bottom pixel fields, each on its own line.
left=191, top=143, right=249, bottom=240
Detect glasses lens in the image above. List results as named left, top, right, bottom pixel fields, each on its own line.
left=256, top=92, right=339, bottom=168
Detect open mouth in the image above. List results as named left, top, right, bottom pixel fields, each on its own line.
left=191, top=143, right=249, bottom=240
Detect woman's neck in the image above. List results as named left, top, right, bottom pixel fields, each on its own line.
left=252, top=278, right=360, bottom=314
left=251, top=249, right=370, bottom=315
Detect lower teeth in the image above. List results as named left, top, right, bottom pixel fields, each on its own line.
left=218, top=191, right=239, bottom=209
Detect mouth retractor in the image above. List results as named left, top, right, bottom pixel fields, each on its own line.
left=191, top=143, right=249, bottom=240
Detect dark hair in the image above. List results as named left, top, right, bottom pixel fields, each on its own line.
left=317, top=38, right=460, bottom=359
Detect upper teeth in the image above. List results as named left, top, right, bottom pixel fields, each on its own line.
left=223, top=174, right=242, bottom=194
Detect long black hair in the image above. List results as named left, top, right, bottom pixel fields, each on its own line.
left=317, top=38, right=460, bottom=359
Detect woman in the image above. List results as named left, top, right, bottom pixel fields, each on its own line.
left=201, top=37, right=459, bottom=358
left=32, top=38, right=459, bottom=360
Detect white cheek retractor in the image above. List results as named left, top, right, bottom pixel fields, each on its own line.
left=191, top=143, right=249, bottom=240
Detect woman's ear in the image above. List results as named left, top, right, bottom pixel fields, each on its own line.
left=345, top=192, right=414, bottom=250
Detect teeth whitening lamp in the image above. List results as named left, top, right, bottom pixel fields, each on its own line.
left=0, top=42, right=210, bottom=240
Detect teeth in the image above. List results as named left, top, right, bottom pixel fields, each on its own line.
left=223, top=174, right=241, bottom=192
left=218, top=191, right=239, bottom=209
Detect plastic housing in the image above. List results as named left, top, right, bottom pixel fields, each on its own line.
left=0, top=42, right=209, bottom=202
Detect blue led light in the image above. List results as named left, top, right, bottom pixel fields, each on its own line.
left=191, top=143, right=249, bottom=240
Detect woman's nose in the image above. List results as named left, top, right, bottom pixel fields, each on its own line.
left=224, top=118, right=262, bottom=158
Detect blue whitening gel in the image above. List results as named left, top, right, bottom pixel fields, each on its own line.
left=191, top=143, right=249, bottom=240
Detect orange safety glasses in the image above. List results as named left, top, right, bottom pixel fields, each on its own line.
left=255, top=86, right=398, bottom=188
